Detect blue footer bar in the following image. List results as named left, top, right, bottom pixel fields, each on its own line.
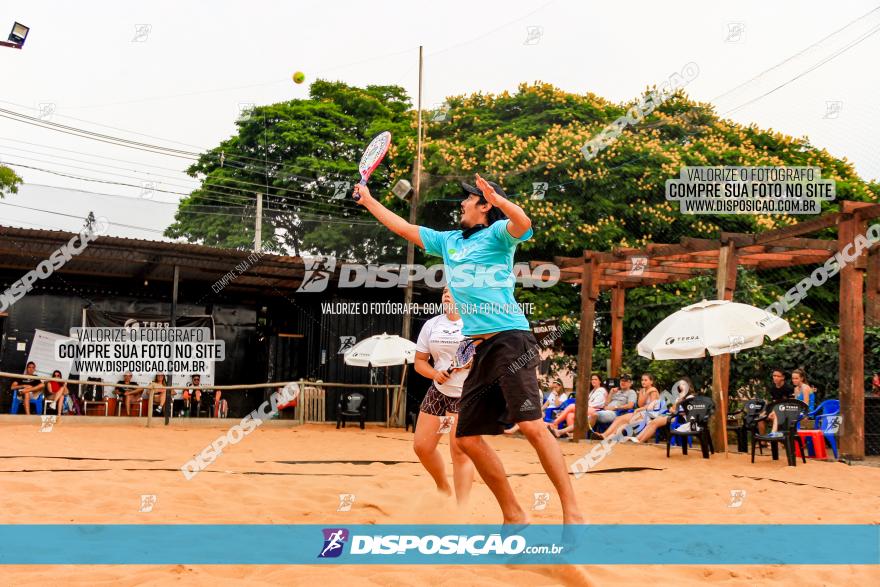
left=0, top=525, right=877, bottom=565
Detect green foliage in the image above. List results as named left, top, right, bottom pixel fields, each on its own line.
left=0, top=165, right=22, bottom=196
left=166, top=81, right=416, bottom=260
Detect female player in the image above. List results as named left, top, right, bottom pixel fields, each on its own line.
left=412, top=287, right=475, bottom=505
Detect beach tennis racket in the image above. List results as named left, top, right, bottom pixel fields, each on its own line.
left=351, top=131, right=391, bottom=201
left=447, top=339, right=477, bottom=374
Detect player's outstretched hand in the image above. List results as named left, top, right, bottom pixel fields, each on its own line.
left=353, top=183, right=373, bottom=205
left=474, top=173, right=501, bottom=206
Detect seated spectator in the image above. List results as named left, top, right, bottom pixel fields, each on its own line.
left=43, top=370, right=68, bottom=418
left=872, top=372, right=880, bottom=397
left=594, top=374, right=637, bottom=427
left=119, top=372, right=144, bottom=416
left=542, top=380, right=569, bottom=410
left=11, top=362, right=45, bottom=415
left=112, top=372, right=133, bottom=402
left=508, top=380, right=569, bottom=435
left=791, top=368, right=813, bottom=409
left=768, top=369, right=794, bottom=401
left=625, top=377, right=697, bottom=443
left=182, top=374, right=202, bottom=417
left=759, top=369, right=794, bottom=435
left=596, top=373, right=660, bottom=439
left=548, top=373, right=606, bottom=438
left=188, top=375, right=226, bottom=417
left=144, top=373, right=168, bottom=415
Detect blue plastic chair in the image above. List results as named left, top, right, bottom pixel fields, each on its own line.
left=796, top=391, right=816, bottom=413
left=10, top=392, right=44, bottom=415
left=544, top=396, right=574, bottom=420
left=666, top=406, right=694, bottom=448
left=544, top=396, right=575, bottom=429
left=592, top=399, right=636, bottom=435
left=808, top=399, right=839, bottom=425
left=815, top=412, right=840, bottom=459
left=620, top=397, right=668, bottom=441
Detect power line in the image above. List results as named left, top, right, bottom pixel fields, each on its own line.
left=13, top=182, right=382, bottom=227
left=711, top=6, right=880, bottom=104
left=722, top=21, right=880, bottom=116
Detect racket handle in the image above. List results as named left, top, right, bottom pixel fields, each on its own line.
left=352, top=178, right=367, bottom=201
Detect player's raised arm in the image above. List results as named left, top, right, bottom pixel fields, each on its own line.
left=353, top=184, right=424, bottom=248
left=474, top=173, right=532, bottom=238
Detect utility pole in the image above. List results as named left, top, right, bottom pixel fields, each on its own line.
left=396, top=46, right=423, bottom=428
left=401, top=46, right=424, bottom=343
left=255, top=193, right=263, bottom=252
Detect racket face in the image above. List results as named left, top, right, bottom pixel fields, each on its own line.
left=358, top=131, right=391, bottom=180
left=448, top=339, right=476, bottom=372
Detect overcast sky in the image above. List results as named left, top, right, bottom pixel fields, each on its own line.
left=1, top=0, right=878, bottom=240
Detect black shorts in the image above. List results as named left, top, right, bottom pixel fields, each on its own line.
left=456, top=330, right=543, bottom=437
left=419, top=384, right=461, bottom=416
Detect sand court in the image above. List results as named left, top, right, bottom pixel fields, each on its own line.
left=0, top=420, right=878, bottom=585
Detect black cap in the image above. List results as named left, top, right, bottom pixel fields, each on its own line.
left=620, top=374, right=633, bottom=381
left=461, top=179, right=507, bottom=199
left=460, top=180, right=508, bottom=224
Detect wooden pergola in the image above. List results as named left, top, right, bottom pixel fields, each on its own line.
left=536, top=201, right=880, bottom=459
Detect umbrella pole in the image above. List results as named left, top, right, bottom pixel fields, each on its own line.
left=385, top=366, right=390, bottom=427
left=392, top=364, right=409, bottom=427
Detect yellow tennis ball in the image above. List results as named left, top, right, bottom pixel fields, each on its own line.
left=292, top=71, right=305, bottom=84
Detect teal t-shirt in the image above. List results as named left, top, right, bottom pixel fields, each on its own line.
left=419, top=220, right=533, bottom=336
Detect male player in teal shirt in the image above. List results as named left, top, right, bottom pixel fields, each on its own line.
left=353, top=174, right=583, bottom=525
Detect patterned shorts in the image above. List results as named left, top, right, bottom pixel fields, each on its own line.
left=419, top=384, right=461, bottom=416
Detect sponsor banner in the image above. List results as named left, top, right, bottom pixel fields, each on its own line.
left=531, top=319, right=562, bottom=350
left=0, top=525, right=875, bottom=565
left=84, top=310, right=212, bottom=330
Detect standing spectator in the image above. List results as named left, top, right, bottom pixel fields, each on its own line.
left=871, top=372, right=879, bottom=396
left=11, top=362, right=45, bottom=415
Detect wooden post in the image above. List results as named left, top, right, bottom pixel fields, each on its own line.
left=573, top=255, right=601, bottom=442
left=711, top=240, right=737, bottom=453
left=610, top=287, right=625, bottom=378
left=867, top=247, right=880, bottom=327
left=839, top=207, right=866, bottom=460
left=165, top=264, right=179, bottom=426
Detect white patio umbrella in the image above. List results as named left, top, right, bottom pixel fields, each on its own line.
left=343, top=333, right=417, bottom=426
left=343, top=333, right=417, bottom=367
left=637, top=299, right=791, bottom=360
